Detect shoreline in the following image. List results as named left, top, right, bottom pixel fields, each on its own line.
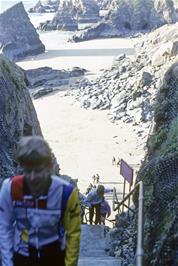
left=17, top=32, right=136, bottom=74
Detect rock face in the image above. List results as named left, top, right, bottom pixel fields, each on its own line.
left=38, top=0, right=101, bottom=31
left=0, top=55, right=42, bottom=183
left=134, top=62, right=178, bottom=265
left=96, top=0, right=111, bottom=9
left=28, top=0, right=59, bottom=13
left=72, top=0, right=177, bottom=41
left=74, top=0, right=100, bottom=23
left=38, top=0, right=78, bottom=31
left=68, top=22, right=178, bottom=129
left=0, top=2, right=45, bottom=61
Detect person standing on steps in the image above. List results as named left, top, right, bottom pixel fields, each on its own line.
left=0, top=136, right=81, bottom=266
left=84, top=185, right=112, bottom=225
left=100, top=199, right=111, bottom=225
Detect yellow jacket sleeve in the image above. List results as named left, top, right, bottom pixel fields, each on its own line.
left=63, top=187, right=81, bottom=266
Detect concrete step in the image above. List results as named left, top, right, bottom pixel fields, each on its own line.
left=78, top=256, right=121, bottom=266
left=78, top=224, right=121, bottom=266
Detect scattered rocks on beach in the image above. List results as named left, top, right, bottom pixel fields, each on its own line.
left=67, top=22, right=178, bottom=133
left=0, top=2, right=45, bottom=61
left=25, top=66, right=87, bottom=98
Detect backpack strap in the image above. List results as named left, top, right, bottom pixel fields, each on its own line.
left=11, top=175, right=24, bottom=201
left=61, top=184, right=74, bottom=218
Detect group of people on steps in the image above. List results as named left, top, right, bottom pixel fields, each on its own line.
left=0, top=136, right=112, bottom=266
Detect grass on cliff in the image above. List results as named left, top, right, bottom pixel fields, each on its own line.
left=0, top=55, right=25, bottom=91
left=159, top=117, right=178, bottom=156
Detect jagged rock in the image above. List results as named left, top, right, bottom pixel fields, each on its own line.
left=0, top=2, right=45, bottom=61
left=96, top=0, right=111, bottom=9
left=0, top=55, right=42, bottom=182
left=28, top=0, right=59, bottom=13
left=72, top=0, right=177, bottom=41
left=75, top=0, right=100, bottom=23
left=38, top=0, right=101, bottom=31
left=38, top=0, right=78, bottom=31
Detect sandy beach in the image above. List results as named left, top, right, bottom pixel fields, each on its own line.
left=18, top=31, right=135, bottom=74
left=17, top=32, right=146, bottom=194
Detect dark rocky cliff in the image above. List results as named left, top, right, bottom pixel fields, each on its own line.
left=0, top=55, right=42, bottom=183
left=0, top=2, right=45, bottom=61
left=135, top=62, right=178, bottom=265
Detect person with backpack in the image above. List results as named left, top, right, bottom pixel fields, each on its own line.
left=84, top=185, right=112, bottom=225
left=0, top=136, right=81, bottom=266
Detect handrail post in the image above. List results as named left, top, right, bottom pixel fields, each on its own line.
left=112, top=181, right=144, bottom=265
left=136, top=181, right=144, bottom=266
left=112, top=187, right=116, bottom=211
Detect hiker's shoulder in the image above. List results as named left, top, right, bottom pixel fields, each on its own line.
left=52, top=175, right=74, bottom=187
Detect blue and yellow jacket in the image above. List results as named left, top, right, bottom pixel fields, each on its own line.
left=0, top=175, right=81, bottom=266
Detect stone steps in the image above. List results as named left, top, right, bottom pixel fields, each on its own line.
left=78, top=224, right=121, bottom=266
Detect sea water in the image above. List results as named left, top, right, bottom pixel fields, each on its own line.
left=0, top=0, right=36, bottom=12
left=0, top=0, right=57, bottom=28
left=0, top=0, right=135, bottom=72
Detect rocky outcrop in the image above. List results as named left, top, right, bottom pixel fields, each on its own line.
left=0, top=55, right=42, bottom=183
left=74, top=0, right=100, bottom=23
left=96, top=0, right=111, bottom=9
left=72, top=0, right=177, bottom=41
left=25, top=66, right=87, bottom=99
left=28, top=0, right=59, bottom=13
left=0, top=2, right=45, bottom=61
left=67, top=23, right=178, bottom=130
left=38, top=0, right=101, bottom=31
left=38, top=0, right=78, bottom=31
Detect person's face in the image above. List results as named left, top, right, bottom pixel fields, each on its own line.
left=23, top=164, right=51, bottom=198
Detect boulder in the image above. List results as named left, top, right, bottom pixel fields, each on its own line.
left=25, top=66, right=87, bottom=88
left=0, top=2, right=45, bottom=61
